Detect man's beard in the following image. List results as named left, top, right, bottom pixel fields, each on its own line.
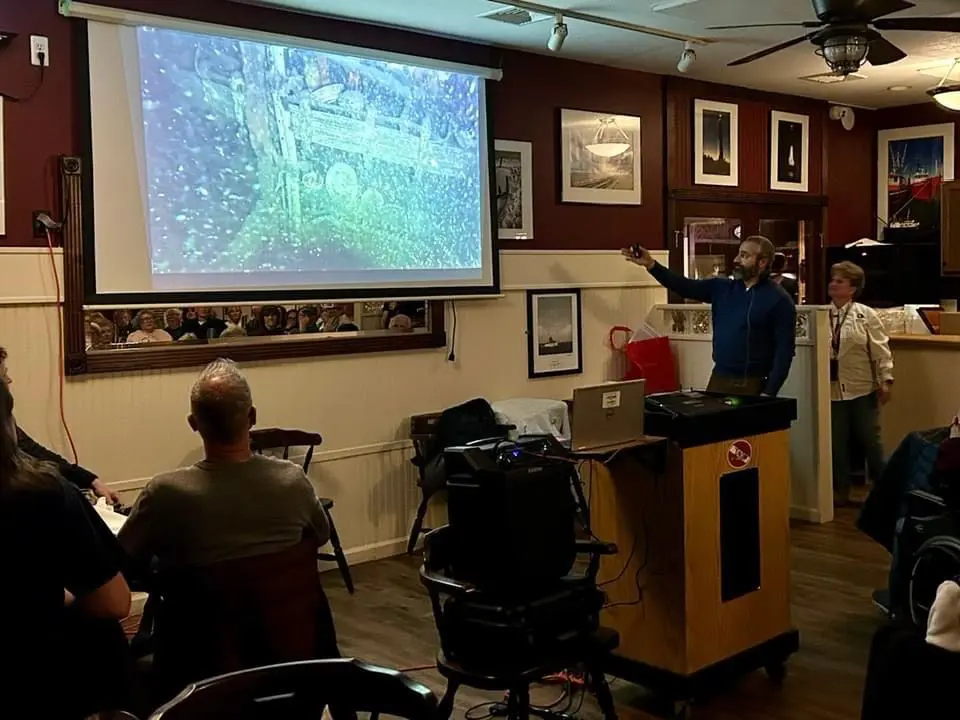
left=733, top=264, right=756, bottom=280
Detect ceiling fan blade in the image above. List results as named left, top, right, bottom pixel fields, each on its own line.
left=708, top=22, right=822, bottom=30
left=873, top=17, right=960, bottom=32
left=728, top=32, right=817, bottom=67
left=866, top=35, right=907, bottom=65
left=852, top=0, right=915, bottom=20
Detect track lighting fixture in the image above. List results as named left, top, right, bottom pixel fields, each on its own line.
left=547, top=14, right=567, bottom=53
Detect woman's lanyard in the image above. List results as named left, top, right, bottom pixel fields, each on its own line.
left=831, top=304, right=853, bottom=360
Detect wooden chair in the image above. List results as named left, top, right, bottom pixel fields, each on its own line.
left=148, top=658, right=437, bottom=720
left=250, top=428, right=354, bottom=594
left=408, top=412, right=442, bottom=555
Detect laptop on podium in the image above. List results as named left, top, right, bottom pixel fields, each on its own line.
left=569, top=379, right=646, bottom=452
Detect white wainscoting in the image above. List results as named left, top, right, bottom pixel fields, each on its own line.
left=1, top=248, right=668, bottom=564
left=649, top=304, right=834, bottom=524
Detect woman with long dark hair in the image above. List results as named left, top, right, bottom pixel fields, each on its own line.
left=0, top=378, right=132, bottom=717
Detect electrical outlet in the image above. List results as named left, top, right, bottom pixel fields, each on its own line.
left=32, top=211, right=52, bottom=238
left=30, top=35, right=49, bottom=67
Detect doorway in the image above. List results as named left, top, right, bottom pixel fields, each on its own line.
left=667, top=200, right=824, bottom=304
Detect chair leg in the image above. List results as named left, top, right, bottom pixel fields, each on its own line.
left=586, top=663, right=618, bottom=720
left=407, top=494, right=430, bottom=555
left=438, top=680, right=460, bottom=720
left=506, top=686, right=530, bottom=720
left=326, top=510, right=355, bottom=595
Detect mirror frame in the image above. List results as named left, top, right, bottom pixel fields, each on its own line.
left=60, top=157, right=447, bottom=376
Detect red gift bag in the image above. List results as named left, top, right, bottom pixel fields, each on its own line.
left=608, top=326, right=679, bottom=395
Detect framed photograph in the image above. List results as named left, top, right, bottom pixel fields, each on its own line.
left=526, top=288, right=583, bottom=379
left=693, top=99, right=739, bottom=187
left=494, top=139, right=534, bottom=240
left=878, top=123, right=955, bottom=235
left=560, top=109, right=642, bottom=205
left=770, top=110, right=809, bottom=192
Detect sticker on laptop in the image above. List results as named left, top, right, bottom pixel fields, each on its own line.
left=727, top=439, right=753, bottom=469
left=601, top=391, right=622, bottom=409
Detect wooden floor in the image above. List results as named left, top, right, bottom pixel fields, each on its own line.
left=322, top=505, right=889, bottom=720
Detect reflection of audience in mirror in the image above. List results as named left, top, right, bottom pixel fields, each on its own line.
left=218, top=325, right=248, bottom=341
left=86, top=312, right=116, bottom=349
left=284, top=308, right=298, bottom=333
left=257, top=305, right=285, bottom=336
left=164, top=308, right=187, bottom=340
left=388, top=313, right=414, bottom=332
left=297, top=306, right=320, bottom=334
left=183, top=307, right=226, bottom=340
left=112, top=309, right=133, bottom=343
left=244, top=306, right=264, bottom=335
left=337, top=305, right=359, bottom=332
left=381, top=301, right=425, bottom=329
left=224, top=306, right=245, bottom=330
left=127, top=310, right=174, bottom=344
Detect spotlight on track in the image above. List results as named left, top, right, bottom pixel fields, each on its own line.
left=677, top=41, right=696, bottom=73
left=547, top=14, right=568, bottom=53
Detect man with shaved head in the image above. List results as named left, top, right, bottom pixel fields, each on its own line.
left=119, top=358, right=329, bottom=570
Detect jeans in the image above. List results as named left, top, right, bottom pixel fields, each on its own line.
left=832, top=391, right=886, bottom=499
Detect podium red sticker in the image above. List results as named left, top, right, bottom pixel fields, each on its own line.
left=727, top=440, right=753, bottom=469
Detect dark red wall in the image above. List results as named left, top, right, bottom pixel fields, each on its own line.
left=493, top=52, right=664, bottom=251
left=0, top=1, right=77, bottom=245
left=0, top=0, right=878, bottom=254
left=666, top=78, right=825, bottom=196
left=824, top=107, right=876, bottom=246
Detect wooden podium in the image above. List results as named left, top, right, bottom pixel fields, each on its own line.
left=584, top=394, right=798, bottom=710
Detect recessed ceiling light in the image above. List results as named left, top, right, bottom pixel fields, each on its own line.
left=886, top=85, right=912, bottom=92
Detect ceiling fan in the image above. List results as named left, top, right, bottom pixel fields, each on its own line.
left=708, top=0, right=960, bottom=74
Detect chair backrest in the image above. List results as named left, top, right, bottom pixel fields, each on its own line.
left=250, top=428, right=323, bottom=472
left=152, top=539, right=334, bottom=703
left=149, top=658, right=438, bottom=720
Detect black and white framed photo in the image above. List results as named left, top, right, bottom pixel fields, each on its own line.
left=494, top=139, right=534, bottom=240
left=770, top=110, right=809, bottom=192
left=526, top=288, right=583, bottom=379
left=693, top=99, right=739, bottom=187
left=560, top=109, right=642, bottom=205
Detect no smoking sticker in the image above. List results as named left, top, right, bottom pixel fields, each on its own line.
left=727, top=439, right=753, bottom=469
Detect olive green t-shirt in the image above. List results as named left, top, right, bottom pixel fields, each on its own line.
left=118, top=454, right=330, bottom=570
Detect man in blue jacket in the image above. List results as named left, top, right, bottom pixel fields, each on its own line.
left=623, top=236, right=796, bottom=396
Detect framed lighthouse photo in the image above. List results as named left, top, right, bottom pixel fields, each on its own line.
left=694, top=99, right=739, bottom=187
left=770, top=110, right=809, bottom=193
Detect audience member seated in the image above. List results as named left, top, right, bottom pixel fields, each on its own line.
left=183, top=307, right=227, bottom=340
left=284, top=307, right=299, bottom=333
left=128, top=310, right=174, bottom=344
left=118, top=358, right=338, bottom=703
left=163, top=308, right=187, bottom=341
left=0, top=379, right=133, bottom=719
left=382, top=301, right=425, bottom=329
left=113, top=308, right=134, bottom=343
left=1, top=345, right=120, bottom=504
left=224, top=306, right=245, bottom=330
left=298, top=306, right=321, bottom=334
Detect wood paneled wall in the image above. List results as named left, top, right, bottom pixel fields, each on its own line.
left=665, top=78, right=826, bottom=196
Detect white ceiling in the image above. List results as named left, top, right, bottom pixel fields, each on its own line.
left=242, top=0, right=960, bottom=109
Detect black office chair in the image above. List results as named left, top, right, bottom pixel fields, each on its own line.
left=419, top=525, right=620, bottom=720
left=251, top=428, right=354, bottom=594
left=148, top=658, right=437, bottom=720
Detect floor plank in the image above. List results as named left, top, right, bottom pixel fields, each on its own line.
left=322, top=506, right=888, bottom=719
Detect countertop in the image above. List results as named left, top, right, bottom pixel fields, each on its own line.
left=889, top=334, right=960, bottom=347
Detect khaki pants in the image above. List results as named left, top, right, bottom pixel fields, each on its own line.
left=706, top=372, right=765, bottom=396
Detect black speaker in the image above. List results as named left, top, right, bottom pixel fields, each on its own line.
left=444, top=444, right=576, bottom=591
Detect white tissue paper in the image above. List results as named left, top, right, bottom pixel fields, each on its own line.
left=94, top=496, right=127, bottom=534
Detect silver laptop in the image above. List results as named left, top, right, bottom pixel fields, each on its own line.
left=569, top=379, right=646, bottom=452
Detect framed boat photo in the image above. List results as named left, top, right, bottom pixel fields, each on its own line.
left=526, top=289, right=583, bottom=379
left=878, top=123, right=955, bottom=237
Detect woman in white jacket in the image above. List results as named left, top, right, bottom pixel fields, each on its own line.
left=828, top=261, right=894, bottom=506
